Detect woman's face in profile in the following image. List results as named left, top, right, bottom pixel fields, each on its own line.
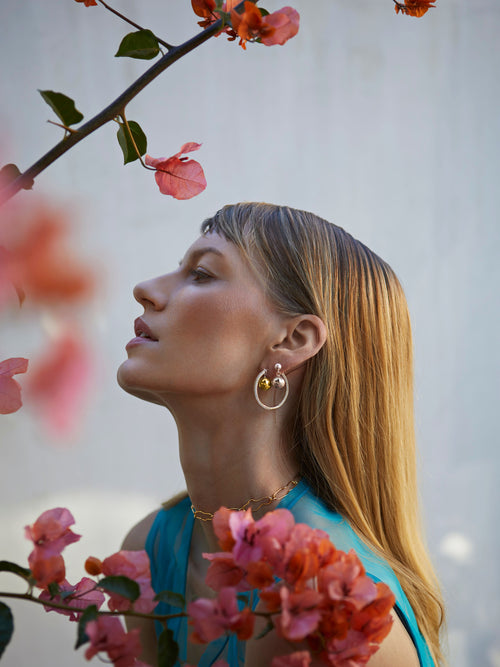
left=117, top=232, right=283, bottom=405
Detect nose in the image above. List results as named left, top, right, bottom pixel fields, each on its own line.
left=133, top=275, right=168, bottom=311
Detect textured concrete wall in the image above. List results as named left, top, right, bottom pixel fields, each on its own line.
left=0, top=1, right=499, bottom=665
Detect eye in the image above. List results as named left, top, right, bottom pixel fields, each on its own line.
left=190, top=267, right=213, bottom=283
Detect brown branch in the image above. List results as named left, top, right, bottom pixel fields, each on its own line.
left=0, top=0, right=257, bottom=204
left=0, top=590, right=186, bottom=622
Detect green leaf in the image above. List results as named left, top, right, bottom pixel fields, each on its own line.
left=39, top=90, right=84, bottom=126
left=75, top=604, right=98, bottom=649
left=259, top=8, right=270, bottom=16
left=0, top=164, right=34, bottom=191
left=47, top=582, right=60, bottom=598
left=98, top=575, right=140, bottom=602
left=116, top=120, right=147, bottom=165
left=153, top=590, right=185, bottom=609
left=0, top=561, right=32, bottom=581
left=157, top=628, right=179, bottom=667
left=0, top=603, right=14, bottom=659
left=115, top=30, right=160, bottom=60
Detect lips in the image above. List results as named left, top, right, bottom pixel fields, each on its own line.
left=133, top=317, right=158, bottom=341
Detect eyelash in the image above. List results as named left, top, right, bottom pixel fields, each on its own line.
left=190, top=268, right=212, bottom=283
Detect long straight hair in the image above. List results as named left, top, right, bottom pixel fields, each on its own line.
left=202, top=202, right=445, bottom=665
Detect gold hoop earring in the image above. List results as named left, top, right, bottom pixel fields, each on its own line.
left=254, top=363, right=289, bottom=411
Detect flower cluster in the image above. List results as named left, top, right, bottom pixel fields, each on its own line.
left=22, top=508, right=157, bottom=667
left=189, top=507, right=396, bottom=666
left=1, top=505, right=396, bottom=667
left=191, top=1, right=300, bottom=50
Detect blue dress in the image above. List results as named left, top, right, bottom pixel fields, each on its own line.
left=146, top=479, right=434, bottom=666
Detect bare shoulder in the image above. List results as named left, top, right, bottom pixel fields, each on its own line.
left=121, top=508, right=160, bottom=551
left=367, top=611, right=420, bottom=667
left=122, top=491, right=189, bottom=551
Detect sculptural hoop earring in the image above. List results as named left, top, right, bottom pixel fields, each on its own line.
left=254, top=363, right=289, bottom=411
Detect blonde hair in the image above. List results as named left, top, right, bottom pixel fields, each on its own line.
left=202, top=202, right=445, bottom=665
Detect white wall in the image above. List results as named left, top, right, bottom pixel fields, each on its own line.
left=0, top=1, right=499, bottom=665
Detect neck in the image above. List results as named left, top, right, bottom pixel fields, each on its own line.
left=171, top=397, right=298, bottom=550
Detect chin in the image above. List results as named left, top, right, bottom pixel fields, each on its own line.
left=116, top=361, right=164, bottom=406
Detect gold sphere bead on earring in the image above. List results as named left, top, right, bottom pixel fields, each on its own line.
left=258, top=377, right=272, bottom=391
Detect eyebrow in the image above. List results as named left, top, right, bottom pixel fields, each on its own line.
left=178, top=247, right=225, bottom=266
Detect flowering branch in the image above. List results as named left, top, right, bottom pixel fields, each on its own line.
left=0, top=506, right=396, bottom=667
left=0, top=14, right=227, bottom=203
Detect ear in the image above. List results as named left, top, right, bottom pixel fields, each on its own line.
left=267, top=314, right=327, bottom=372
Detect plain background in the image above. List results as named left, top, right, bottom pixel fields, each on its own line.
left=0, top=1, right=499, bottom=665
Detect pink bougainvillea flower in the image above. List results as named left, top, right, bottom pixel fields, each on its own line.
left=188, top=586, right=255, bottom=644
left=323, top=628, right=375, bottom=667
left=191, top=0, right=238, bottom=41
left=212, top=506, right=236, bottom=551
left=229, top=507, right=294, bottom=568
left=0, top=356, right=28, bottom=414
left=204, top=552, right=245, bottom=591
left=319, top=550, right=378, bottom=611
left=0, top=203, right=94, bottom=306
left=74, top=0, right=98, bottom=6
left=25, top=507, right=81, bottom=588
left=25, top=329, right=92, bottom=436
left=394, top=0, right=436, bottom=17
left=85, top=616, right=142, bottom=667
left=101, top=550, right=156, bottom=614
left=191, top=0, right=217, bottom=27
left=351, top=583, right=395, bottom=643
left=271, top=651, right=312, bottom=667
left=276, top=586, right=323, bottom=641
left=230, top=3, right=299, bottom=49
left=25, top=507, right=81, bottom=552
left=260, top=7, right=300, bottom=46
left=29, top=552, right=66, bottom=589
left=145, top=143, right=207, bottom=200
left=39, top=577, right=105, bottom=621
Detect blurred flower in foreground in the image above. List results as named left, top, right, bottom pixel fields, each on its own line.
left=0, top=356, right=28, bottom=414
left=40, top=577, right=105, bottom=621
left=0, top=201, right=94, bottom=308
left=145, top=142, right=207, bottom=199
left=25, top=328, right=92, bottom=436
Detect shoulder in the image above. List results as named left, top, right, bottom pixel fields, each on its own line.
left=121, top=491, right=189, bottom=551
left=121, top=508, right=160, bottom=551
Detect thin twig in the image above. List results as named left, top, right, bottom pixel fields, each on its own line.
left=0, top=590, right=186, bottom=622
left=97, top=0, right=173, bottom=50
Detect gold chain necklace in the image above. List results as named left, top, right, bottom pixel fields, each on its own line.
left=191, top=477, right=299, bottom=522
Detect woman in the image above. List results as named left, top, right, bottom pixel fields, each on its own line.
left=118, top=203, right=445, bottom=667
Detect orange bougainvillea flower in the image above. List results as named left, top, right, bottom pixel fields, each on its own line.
left=25, top=329, right=92, bottom=436
left=145, top=143, right=207, bottom=200
left=394, top=0, right=436, bottom=17
left=0, top=357, right=28, bottom=414
left=0, top=203, right=94, bottom=307
left=230, top=3, right=299, bottom=49
left=74, top=0, right=98, bottom=6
